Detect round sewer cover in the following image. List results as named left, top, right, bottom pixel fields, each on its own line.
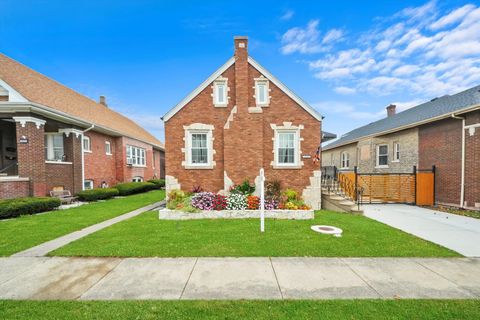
left=311, top=225, right=343, bottom=237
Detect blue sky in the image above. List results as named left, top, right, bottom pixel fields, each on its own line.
left=1, top=0, right=479, bottom=142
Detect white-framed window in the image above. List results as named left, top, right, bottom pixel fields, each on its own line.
left=83, top=136, right=91, bottom=152
left=84, top=180, right=94, bottom=190
left=105, top=141, right=112, bottom=155
left=183, top=123, right=215, bottom=169
left=393, top=142, right=400, bottom=161
left=44, top=133, right=65, bottom=161
left=126, top=145, right=146, bottom=167
left=255, top=78, right=270, bottom=106
left=376, top=144, right=389, bottom=167
left=341, top=152, right=350, bottom=169
left=132, top=176, right=143, bottom=182
left=213, top=78, right=228, bottom=106
left=277, top=132, right=296, bottom=164
left=271, top=122, right=303, bottom=168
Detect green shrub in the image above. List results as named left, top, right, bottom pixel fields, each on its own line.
left=230, top=179, right=255, bottom=195
left=282, top=188, right=298, bottom=201
left=0, top=197, right=61, bottom=219
left=114, top=182, right=156, bottom=196
left=77, top=188, right=119, bottom=201
left=147, top=179, right=165, bottom=189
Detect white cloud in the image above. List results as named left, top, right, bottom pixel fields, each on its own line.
left=334, top=86, right=356, bottom=95
left=280, top=10, right=294, bottom=21
left=289, top=1, right=480, bottom=98
left=313, top=101, right=385, bottom=120
left=281, top=20, right=323, bottom=54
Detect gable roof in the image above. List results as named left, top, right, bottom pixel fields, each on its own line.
left=324, top=85, right=480, bottom=151
left=0, top=53, right=163, bottom=149
left=162, top=56, right=322, bottom=122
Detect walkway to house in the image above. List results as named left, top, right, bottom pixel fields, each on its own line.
left=11, top=201, right=165, bottom=257
left=363, top=204, right=480, bottom=257
left=0, top=257, right=479, bottom=300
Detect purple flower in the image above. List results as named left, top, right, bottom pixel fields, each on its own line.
left=191, top=192, right=216, bottom=211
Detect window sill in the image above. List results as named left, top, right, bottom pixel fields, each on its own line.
left=128, top=165, right=147, bottom=168
left=272, top=164, right=302, bottom=170
left=184, top=164, right=214, bottom=170
left=339, top=167, right=350, bottom=170
left=375, top=165, right=389, bottom=169
left=214, top=103, right=228, bottom=108
left=84, top=150, right=92, bottom=153
left=106, top=153, right=112, bottom=156
left=391, top=160, right=400, bottom=163
left=45, top=161, right=72, bottom=165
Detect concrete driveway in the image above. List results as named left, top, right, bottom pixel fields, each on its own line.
left=363, top=204, right=480, bottom=257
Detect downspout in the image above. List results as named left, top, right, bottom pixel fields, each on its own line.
left=81, top=125, right=95, bottom=190
left=451, top=114, right=465, bottom=208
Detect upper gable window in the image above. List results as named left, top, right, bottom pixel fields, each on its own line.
left=255, top=77, right=270, bottom=106
left=213, top=78, right=228, bottom=107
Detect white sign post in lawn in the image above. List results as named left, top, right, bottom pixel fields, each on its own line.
left=260, top=168, right=265, bottom=233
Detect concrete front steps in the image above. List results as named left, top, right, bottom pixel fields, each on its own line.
left=321, top=189, right=363, bottom=214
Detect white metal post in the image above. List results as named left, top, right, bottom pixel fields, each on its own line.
left=260, top=168, right=265, bottom=233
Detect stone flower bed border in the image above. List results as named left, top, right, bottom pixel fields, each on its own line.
left=158, top=208, right=314, bottom=220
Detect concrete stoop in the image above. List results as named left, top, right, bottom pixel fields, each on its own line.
left=321, top=190, right=363, bottom=214
left=302, top=170, right=322, bottom=210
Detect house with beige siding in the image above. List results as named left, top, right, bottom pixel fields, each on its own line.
left=322, top=86, right=480, bottom=210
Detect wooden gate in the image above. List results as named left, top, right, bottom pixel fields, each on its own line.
left=338, top=166, right=435, bottom=205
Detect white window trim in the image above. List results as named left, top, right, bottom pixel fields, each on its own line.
left=253, top=76, right=270, bottom=107
left=84, top=180, right=94, bottom=190
left=132, top=176, right=144, bottom=182
left=271, top=122, right=304, bottom=169
left=44, top=132, right=65, bottom=162
left=392, top=142, right=400, bottom=162
left=340, top=151, right=350, bottom=169
left=211, top=76, right=229, bottom=107
left=376, top=144, right=389, bottom=168
left=105, top=141, right=112, bottom=155
left=182, top=123, right=215, bottom=169
left=83, top=136, right=92, bottom=153
left=126, top=145, right=147, bottom=167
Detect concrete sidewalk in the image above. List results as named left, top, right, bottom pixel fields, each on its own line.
left=12, top=201, right=165, bottom=257
left=0, top=257, right=479, bottom=300
left=364, top=204, right=480, bottom=257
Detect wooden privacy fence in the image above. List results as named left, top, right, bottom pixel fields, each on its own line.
left=337, top=166, right=435, bottom=205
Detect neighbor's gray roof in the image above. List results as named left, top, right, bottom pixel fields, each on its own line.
left=324, top=84, right=480, bottom=150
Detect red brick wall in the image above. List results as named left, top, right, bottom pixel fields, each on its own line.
left=84, top=131, right=118, bottom=188
left=16, top=121, right=47, bottom=197
left=0, top=180, right=30, bottom=199
left=45, top=163, right=74, bottom=192
left=165, top=40, right=321, bottom=194
left=115, top=136, right=157, bottom=183
left=465, top=110, right=480, bottom=209
left=419, top=117, right=463, bottom=207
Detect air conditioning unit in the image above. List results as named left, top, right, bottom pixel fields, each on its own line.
left=126, top=158, right=134, bottom=165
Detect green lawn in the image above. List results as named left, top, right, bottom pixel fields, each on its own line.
left=0, top=300, right=479, bottom=319
left=0, top=190, right=165, bottom=256
left=51, top=210, right=458, bottom=257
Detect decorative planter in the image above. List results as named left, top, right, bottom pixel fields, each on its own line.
left=158, top=208, right=314, bottom=220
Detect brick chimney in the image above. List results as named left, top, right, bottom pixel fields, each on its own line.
left=386, top=104, right=396, bottom=117
left=99, top=95, right=108, bottom=107
left=234, top=36, right=248, bottom=112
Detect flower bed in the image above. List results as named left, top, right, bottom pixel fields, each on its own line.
left=165, top=180, right=312, bottom=219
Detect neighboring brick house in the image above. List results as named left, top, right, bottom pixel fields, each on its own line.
left=163, top=36, right=323, bottom=209
left=322, top=85, right=480, bottom=210
left=0, top=53, right=165, bottom=199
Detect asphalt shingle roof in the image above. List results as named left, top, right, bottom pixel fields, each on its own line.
left=324, top=85, right=480, bottom=150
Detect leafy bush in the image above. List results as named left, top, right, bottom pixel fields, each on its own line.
left=147, top=179, right=165, bottom=189
left=114, top=182, right=156, bottom=196
left=230, top=179, right=255, bottom=195
left=213, top=194, right=227, bottom=210
left=247, top=195, right=259, bottom=210
left=168, top=189, right=186, bottom=202
left=282, top=188, right=298, bottom=202
left=171, top=195, right=199, bottom=213
left=191, top=192, right=216, bottom=211
left=77, top=188, right=119, bottom=201
left=0, top=197, right=61, bottom=219
left=226, top=193, right=247, bottom=210
left=265, top=180, right=282, bottom=201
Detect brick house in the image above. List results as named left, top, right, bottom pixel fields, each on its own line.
left=163, top=36, right=323, bottom=209
left=0, top=53, right=165, bottom=199
left=322, top=85, right=480, bottom=210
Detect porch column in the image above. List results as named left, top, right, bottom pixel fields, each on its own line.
left=13, top=116, right=47, bottom=197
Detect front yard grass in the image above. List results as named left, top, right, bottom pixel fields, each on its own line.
left=1, top=299, right=479, bottom=319
left=0, top=190, right=165, bottom=256
left=51, top=210, right=459, bottom=257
